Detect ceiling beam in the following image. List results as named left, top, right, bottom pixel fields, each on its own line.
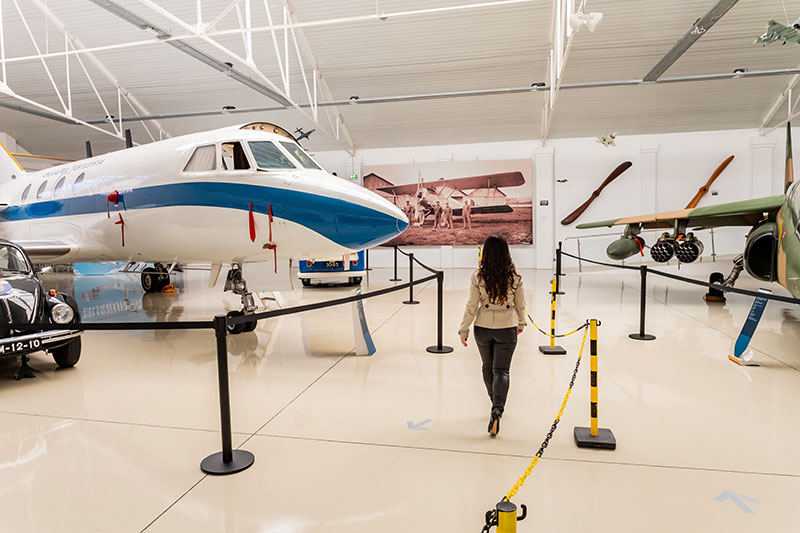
left=759, top=72, right=800, bottom=133
left=643, top=0, right=740, bottom=82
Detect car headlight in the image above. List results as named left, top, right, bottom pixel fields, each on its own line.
left=51, top=303, right=74, bottom=324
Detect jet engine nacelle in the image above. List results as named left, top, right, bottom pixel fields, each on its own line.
left=606, top=235, right=645, bottom=260
left=674, top=233, right=704, bottom=263
left=743, top=222, right=777, bottom=281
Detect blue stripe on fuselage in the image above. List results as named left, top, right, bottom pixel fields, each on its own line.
left=0, top=182, right=402, bottom=250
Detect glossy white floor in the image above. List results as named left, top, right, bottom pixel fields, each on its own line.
left=1, top=259, right=798, bottom=532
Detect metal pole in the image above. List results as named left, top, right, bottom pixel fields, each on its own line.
left=538, top=279, right=566, bottom=355
left=577, top=239, right=583, bottom=273
left=389, top=245, right=401, bottom=281
left=427, top=270, right=453, bottom=353
left=403, top=252, right=419, bottom=304
left=555, top=241, right=564, bottom=295
left=629, top=266, right=656, bottom=341
left=201, top=314, right=255, bottom=475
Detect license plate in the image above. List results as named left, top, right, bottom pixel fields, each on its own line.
left=325, top=261, right=340, bottom=268
left=0, top=338, right=42, bottom=355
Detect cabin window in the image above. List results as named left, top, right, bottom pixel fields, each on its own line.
left=280, top=142, right=320, bottom=170
left=72, top=173, right=85, bottom=194
left=248, top=141, right=295, bottom=170
left=221, top=142, right=251, bottom=171
left=53, top=176, right=67, bottom=198
left=36, top=181, right=48, bottom=200
left=21, top=184, right=31, bottom=203
left=184, top=145, right=217, bottom=172
left=0, top=245, right=29, bottom=273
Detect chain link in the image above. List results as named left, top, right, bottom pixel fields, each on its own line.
left=527, top=312, right=588, bottom=339
left=504, top=326, right=588, bottom=501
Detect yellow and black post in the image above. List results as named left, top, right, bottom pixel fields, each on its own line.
left=574, top=319, right=616, bottom=449
left=483, top=500, right=527, bottom=533
left=539, top=279, right=566, bottom=355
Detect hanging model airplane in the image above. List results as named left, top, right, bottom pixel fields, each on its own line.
left=596, top=133, right=617, bottom=147
left=577, top=124, right=799, bottom=299
left=0, top=122, right=409, bottom=331
left=755, top=17, right=800, bottom=45
left=294, top=127, right=316, bottom=142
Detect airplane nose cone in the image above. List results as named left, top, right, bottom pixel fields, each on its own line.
left=334, top=185, right=408, bottom=249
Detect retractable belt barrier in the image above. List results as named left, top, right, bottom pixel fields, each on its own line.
left=7, top=251, right=452, bottom=476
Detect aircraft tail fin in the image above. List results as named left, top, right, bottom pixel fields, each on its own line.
left=786, top=121, right=794, bottom=192
left=0, top=139, right=25, bottom=184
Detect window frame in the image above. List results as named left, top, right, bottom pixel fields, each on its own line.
left=183, top=144, right=218, bottom=173
left=220, top=140, right=256, bottom=172
left=72, top=173, right=85, bottom=195
left=247, top=140, right=300, bottom=171
left=36, top=180, right=49, bottom=200
left=53, top=176, right=67, bottom=198
left=21, top=184, right=31, bottom=203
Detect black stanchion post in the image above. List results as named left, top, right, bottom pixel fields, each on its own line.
left=389, top=245, right=401, bottom=282
left=427, top=270, right=453, bottom=354
left=201, top=314, right=255, bottom=475
left=404, top=253, right=420, bottom=304
left=555, top=241, right=565, bottom=295
left=629, top=266, right=656, bottom=341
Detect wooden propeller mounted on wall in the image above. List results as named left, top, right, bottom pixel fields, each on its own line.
left=684, top=155, right=734, bottom=209
left=560, top=161, right=633, bottom=225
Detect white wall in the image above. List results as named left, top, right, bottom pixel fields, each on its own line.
left=317, top=126, right=792, bottom=271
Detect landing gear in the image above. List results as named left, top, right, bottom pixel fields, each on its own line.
left=141, top=263, right=170, bottom=293
left=723, top=254, right=745, bottom=288
left=224, top=264, right=258, bottom=334
left=349, top=277, right=362, bottom=285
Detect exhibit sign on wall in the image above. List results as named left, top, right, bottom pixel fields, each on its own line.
left=363, top=159, right=533, bottom=246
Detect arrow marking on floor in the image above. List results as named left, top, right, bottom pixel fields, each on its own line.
left=715, top=491, right=758, bottom=514
left=407, top=419, right=432, bottom=430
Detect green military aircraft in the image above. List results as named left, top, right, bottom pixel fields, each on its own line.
left=755, top=18, right=800, bottom=45
left=577, top=124, right=800, bottom=299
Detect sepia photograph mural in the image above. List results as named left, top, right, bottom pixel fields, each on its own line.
left=363, top=159, right=533, bottom=246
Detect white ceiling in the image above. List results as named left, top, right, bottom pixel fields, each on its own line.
left=0, top=0, right=798, bottom=159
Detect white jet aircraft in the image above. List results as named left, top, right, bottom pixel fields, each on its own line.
left=0, top=122, right=409, bottom=331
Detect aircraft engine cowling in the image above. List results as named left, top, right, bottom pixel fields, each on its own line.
left=606, top=235, right=645, bottom=261
left=650, top=234, right=675, bottom=263
left=674, top=234, right=704, bottom=263
left=743, top=222, right=778, bottom=282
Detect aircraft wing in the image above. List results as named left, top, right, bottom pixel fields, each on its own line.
left=576, top=195, right=786, bottom=230
left=16, top=240, right=75, bottom=262
left=377, top=171, right=525, bottom=195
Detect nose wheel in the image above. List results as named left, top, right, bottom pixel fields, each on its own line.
left=224, top=264, right=259, bottom=334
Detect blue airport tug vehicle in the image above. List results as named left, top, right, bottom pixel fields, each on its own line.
left=298, top=250, right=365, bottom=287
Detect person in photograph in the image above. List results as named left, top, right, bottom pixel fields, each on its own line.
left=444, top=202, right=454, bottom=229
left=463, top=199, right=473, bottom=229
left=403, top=199, right=414, bottom=224
left=414, top=198, right=425, bottom=227
left=433, top=201, right=443, bottom=231
left=458, top=235, right=526, bottom=437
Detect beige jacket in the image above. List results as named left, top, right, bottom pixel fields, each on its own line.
left=458, top=270, right=526, bottom=340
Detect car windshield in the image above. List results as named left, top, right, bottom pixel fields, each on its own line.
left=248, top=141, right=296, bottom=170
left=280, top=142, right=321, bottom=170
left=0, top=245, right=30, bottom=273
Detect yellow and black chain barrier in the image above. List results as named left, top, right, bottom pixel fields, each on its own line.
left=482, top=326, right=589, bottom=533
left=527, top=312, right=588, bottom=339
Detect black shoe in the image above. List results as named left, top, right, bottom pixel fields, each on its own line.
left=488, top=413, right=500, bottom=436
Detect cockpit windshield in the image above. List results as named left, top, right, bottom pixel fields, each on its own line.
left=248, top=141, right=296, bottom=170
left=0, top=244, right=30, bottom=274
left=280, top=142, right=321, bottom=170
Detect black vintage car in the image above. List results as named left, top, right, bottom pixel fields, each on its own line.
left=0, top=239, right=82, bottom=380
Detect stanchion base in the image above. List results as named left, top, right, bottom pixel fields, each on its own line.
left=403, top=300, right=420, bottom=305
left=389, top=278, right=402, bottom=282
left=426, top=345, right=454, bottom=354
left=201, top=450, right=255, bottom=475
left=539, top=345, right=567, bottom=355
left=628, top=333, right=656, bottom=341
left=574, top=427, right=616, bottom=450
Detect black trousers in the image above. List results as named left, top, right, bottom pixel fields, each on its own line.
left=474, top=326, right=518, bottom=415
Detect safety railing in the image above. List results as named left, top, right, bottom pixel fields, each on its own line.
left=7, top=252, right=453, bottom=476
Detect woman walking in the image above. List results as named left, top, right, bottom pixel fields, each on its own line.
left=458, top=235, right=526, bottom=436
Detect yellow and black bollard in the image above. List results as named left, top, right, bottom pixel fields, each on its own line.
left=574, top=319, right=616, bottom=449
left=482, top=500, right=527, bottom=533
left=538, top=279, right=566, bottom=355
